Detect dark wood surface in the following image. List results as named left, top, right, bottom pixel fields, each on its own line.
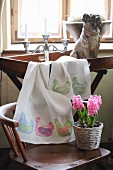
left=0, top=50, right=113, bottom=94
left=1, top=50, right=113, bottom=77
left=0, top=50, right=112, bottom=74
left=0, top=103, right=111, bottom=170
left=9, top=142, right=111, bottom=170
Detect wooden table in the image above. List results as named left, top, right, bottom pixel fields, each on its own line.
left=0, top=50, right=113, bottom=94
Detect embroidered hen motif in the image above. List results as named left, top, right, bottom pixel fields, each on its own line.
left=18, top=113, right=34, bottom=134
left=55, top=119, right=72, bottom=137
left=53, top=79, right=70, bottom=95
left=35, top=117, right=54, bottom=137
left=72, top=77, right=87, bottom=95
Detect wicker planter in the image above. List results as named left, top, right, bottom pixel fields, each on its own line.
left=73, top=122, right=103, bottom=150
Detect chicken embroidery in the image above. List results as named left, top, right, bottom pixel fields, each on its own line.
left=55, top=119, right=72, bottom=137
left=53, top=79, right=70, bottom=95
left=17, top=113, right=34, bottom=134
left=35, top=117, right=54, bottom=137
left=72, top=77, right=87, bottom=95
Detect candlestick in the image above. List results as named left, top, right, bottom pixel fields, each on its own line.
left=25, top=24, right=28, bottom=42
left=23, top=41, right=30, bottom=53
left=33, top=35, right=69, bottom=62
left=44, top=17, right=47, bottom=35
left=63, top=20, right=67, bottom=40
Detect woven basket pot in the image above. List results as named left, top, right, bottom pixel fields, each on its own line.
left=73, top=122, right=103, bottom=150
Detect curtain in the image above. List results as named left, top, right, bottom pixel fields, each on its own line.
left=0, top=0, right=5, bottom=56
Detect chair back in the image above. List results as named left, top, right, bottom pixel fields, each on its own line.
left=0, top=103, right=27, bottom=162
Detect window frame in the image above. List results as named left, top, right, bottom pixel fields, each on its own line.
left=11, top=0, right=70, bottom=43
left=10, top=0, right=113, bottom=44
left=101, top=0, right=113, bottom=42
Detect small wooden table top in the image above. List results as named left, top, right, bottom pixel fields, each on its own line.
left=0, top=50, right=113, bottom=94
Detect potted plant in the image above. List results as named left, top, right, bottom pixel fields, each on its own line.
left=72, top=95, right=103, bottom=150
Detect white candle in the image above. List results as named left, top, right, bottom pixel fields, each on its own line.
left=25, top=24, right=28, bottom=42
left=44, top=17, right=47, bottom=35
left=63, top=21, right=67, bottom=40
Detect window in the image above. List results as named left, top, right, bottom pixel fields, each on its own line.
left=11, top=0, right=66, bottom=43
left=11, top=0, right=113, bottom=43
left=70, top=0, right=113, bottom=41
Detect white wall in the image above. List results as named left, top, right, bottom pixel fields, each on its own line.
left=2, top=0, right=11, bottom=50
left=91, top=70, right=113, bottom=142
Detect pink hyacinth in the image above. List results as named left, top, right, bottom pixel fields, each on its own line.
left=87, top=95, right=102, bottom=116
left=72, top=95, right=84, bottom=111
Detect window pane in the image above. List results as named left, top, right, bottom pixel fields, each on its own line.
left=70, top=0, right=112, bottom=37
left=18, top=0, right=62, bottom=39
left=70, top=0, right=105, bottom=17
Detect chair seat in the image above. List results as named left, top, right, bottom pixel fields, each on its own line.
left=9, top=141, right=110, bottom=170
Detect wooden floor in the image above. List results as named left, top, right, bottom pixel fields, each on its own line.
left=0, top=148, right=113, bottom=170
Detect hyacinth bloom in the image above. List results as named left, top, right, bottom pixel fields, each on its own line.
left=72, top=95, right=84, bottom=111
left=87, top=95, right=102, bottom=116
left=72, top=95, right=102, bottom=127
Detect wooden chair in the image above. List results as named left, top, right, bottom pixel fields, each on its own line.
left=0, top=102, right=111, bottom=170
left=0, top=51, right=112, bottom=169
